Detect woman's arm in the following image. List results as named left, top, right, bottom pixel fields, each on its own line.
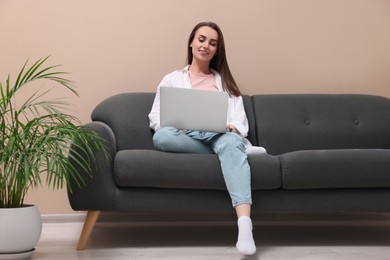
left=227, top=95, right=249, bottom=137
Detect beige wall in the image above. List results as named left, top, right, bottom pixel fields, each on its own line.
left=1, top=0, right=390, bottom=214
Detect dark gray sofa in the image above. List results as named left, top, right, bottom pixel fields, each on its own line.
left=68, top=92, right=390, bottom=249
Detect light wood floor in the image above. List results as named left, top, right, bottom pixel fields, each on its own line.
left=32, top=212, right=390, bottom=260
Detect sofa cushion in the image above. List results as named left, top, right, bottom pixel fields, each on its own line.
left=280, top=149, right=390, bottom=189
left=114, top=150, right=281, bottom=190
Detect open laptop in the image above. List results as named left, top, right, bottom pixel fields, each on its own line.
left=160, top=87, right=229, bottom=133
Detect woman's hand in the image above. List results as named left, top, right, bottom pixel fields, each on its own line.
left=226, top=124, right=239, bottom=134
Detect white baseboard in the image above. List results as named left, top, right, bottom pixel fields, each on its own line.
left=41, top=213, right=86, bottom=223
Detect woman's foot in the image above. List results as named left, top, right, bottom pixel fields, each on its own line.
left=236, top=216, right=256, bottom=255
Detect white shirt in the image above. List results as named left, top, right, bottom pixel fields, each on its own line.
left=148, top=66, right=249, bottom=137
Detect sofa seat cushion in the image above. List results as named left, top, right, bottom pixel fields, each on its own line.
left=114, top=150, right=281, bottom=190
left=280, top=149, right=390, bottom=189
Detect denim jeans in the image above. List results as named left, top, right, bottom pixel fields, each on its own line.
left=153, top=126, right=252, bottom=207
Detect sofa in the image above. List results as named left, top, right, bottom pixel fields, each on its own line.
left=68, top=92, right=390, bottom=250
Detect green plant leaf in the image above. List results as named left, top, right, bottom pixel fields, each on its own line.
left=0, top=57, right=110, bottom=208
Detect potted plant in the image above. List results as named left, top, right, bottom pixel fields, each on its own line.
left=0, top=57, right=109, bottom=258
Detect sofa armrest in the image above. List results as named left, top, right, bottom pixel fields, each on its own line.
left=67, top=121, right=118, bottom=211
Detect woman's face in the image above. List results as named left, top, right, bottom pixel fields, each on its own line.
left=190, top=26, right=218, bottom=63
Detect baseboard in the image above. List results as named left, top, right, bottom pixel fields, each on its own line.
left=41, top=213, right=86, bottom=223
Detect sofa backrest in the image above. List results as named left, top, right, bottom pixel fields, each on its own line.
left=252, top=94, right=390, bottom=155
left=242, top=95, right=257, bottom=146
left=91, top=92, right=390, bottom=154
left=91, top=93, right=156, bottom=151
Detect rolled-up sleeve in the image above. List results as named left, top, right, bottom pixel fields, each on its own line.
left=148, top=77, right=170, bottom=131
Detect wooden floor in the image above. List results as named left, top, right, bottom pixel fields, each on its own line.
left=32, top=212, right=390, bottom=260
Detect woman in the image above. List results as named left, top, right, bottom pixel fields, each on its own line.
left=148, top=21, right=256, bottom=255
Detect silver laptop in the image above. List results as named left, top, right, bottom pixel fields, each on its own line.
left=160, top=87, right=228, bottom=133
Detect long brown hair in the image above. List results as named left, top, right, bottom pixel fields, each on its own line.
left=187, top=22, right=241, bottom=97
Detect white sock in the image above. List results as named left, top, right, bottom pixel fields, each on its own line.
left=245, top=146, right=267, bottom=155
left=236, top=216, right=256, bottom=255
left=242, top=138, right=267, bottom=155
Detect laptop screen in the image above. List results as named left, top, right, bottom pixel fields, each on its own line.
left=160, top=87, right=228, bottom=133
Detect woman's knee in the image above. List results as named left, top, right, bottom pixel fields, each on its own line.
left=213, top=132, right=245, bottom=153
left=152, top=126, right=180, bottom=150
left=224, top=133, right=245, bottom=147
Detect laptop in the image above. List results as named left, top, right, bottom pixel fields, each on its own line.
left=160, top=87, right=229, bottom=133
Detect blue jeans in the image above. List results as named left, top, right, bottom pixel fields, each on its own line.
left=153, top=126, right=252, bottom=207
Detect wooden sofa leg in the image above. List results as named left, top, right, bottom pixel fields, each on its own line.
left=77, top=210, right=101, bottom=250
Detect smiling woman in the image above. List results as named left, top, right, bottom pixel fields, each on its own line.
left=149, top=22, right=257, bottom=255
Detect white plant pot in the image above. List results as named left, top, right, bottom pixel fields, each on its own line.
left=0, top=205, right=42, bottom=256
